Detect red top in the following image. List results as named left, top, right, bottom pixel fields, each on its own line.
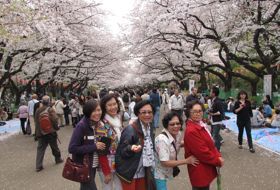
left=184, top=120, right=222, bottom=187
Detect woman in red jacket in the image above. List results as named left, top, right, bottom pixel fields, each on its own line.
left=184, top=100, right=224, bottom=190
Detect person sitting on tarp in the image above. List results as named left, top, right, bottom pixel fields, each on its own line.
left=263, top=101, right=272, bottom=118
left=265, top=109, right=280, bottom=129
left=251, top=107, right=266, bottom=128
left=0, top=107, right=8, bottom=121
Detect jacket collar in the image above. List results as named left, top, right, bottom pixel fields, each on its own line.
left=187, top=119, right=204, bottom=131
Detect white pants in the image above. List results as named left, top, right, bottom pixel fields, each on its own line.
left=29, top=116, right=35, bottom=135
left=98, top=172, right=122, bottom=190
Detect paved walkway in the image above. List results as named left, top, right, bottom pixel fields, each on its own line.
left=1, top=123, right=280, bottom=190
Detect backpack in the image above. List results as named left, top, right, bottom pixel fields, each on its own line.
left=122, top=93, right=129, bottom=103
left=39, top=108, right=54, bottom=135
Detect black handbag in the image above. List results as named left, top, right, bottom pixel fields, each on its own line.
left=62, top=154, right=90, bottom=183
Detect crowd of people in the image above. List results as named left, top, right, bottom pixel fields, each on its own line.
left=2, top=86, right=280, bottom=190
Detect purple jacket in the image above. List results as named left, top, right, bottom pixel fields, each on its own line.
left=68, top=117, right=97, bottom=166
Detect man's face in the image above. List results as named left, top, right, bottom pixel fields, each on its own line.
left=192, top=88, right=198, bottom=95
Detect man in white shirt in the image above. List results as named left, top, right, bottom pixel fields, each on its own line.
left=162, top=89, right=170, bottom=114
left=169, top=89, right=184, bottom=118
left=28, top=94, right=39, bottom=136
left=54, top=97, right=66, bottom=127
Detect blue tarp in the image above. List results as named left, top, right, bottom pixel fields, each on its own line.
left=224, top=112, right=280, bottom=154
left=0, top=119, right=21, bottom=135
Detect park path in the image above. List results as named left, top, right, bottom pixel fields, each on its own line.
left=1, top=118, right=280, bottom=190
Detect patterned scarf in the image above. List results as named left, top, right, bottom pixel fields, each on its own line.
left=141, top=123, right=155, bottom=167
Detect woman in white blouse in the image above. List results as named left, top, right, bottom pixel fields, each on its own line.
left=154, top=112, right=199, bottom=190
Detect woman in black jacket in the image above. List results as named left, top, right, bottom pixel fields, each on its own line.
left=115, top=100, right=155, bottom=190
left=233, top=90, right=255, bottom=153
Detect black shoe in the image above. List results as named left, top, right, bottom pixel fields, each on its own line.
left=36, top=166, right=44, bottom=172
left=56, top=158, right=63, bottom=164
left=249, top=148, right=255, bottom=153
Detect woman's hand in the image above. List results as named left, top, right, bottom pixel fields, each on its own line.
left=186, top=155, right=199, bottom=166
left=219, top=157, right=224, bottom=167
left=104, top=174, right=112, bottom=184
left=131, top=145, right=142, bottom=153
left=96, top=142, right=106, bottom=150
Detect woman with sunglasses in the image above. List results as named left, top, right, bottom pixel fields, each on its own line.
left=184, top=100, right=224, bottom=190
left=154, top=112, right=199, bottom=190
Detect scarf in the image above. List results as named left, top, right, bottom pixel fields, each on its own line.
left=141, top=122, right=154, bottom=167
left=104, top=114, right=122, bottom=140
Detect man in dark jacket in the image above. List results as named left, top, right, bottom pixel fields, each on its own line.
left=186, top=87, right=199, bottom=104
left=35, top=95, right=63, bottom=172
left=208, top=87, right=224, bottom=151
left=149, top=88, right=161, bottom=128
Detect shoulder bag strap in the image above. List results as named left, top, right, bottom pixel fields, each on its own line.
left=161, top=131, right=177, bottom=160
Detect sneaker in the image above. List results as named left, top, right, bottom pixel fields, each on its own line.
left=220, top=140, right=225, bottom=144
left=56, top=158, right=63, bottom=164
left=238, top=145, right=243, bottom=149
left=36, top=166, right=44, bottom=172
left=249, top=148, right=255, bottom=153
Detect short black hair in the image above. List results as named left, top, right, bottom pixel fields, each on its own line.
left=83, top=99, right=100, bottom=118
left=162, top=112, right=183, bottom=129
left=134, top=100, right=155, bottom=116
left=275, top=109, right=280, bottom=115
left=211, top=86, right=219, bottom=97
left=100, top=93, right=120, bottom=119
left=185, top=100, right=205, bottom=118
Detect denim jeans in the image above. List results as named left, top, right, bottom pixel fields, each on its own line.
left=211, top=124, right=223, bottom=151
left=153, top=107, right=160, bottom=128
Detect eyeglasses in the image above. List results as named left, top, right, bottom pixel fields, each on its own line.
left=168, top=122, right=181, bottom=126
left=190, top=110, right=203, bottom=114
left=139, top=111, right=153, bottom=115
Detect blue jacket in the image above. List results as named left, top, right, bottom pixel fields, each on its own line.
left=68, top=117, right=97, bottom=166
left=150, top=92, right=161, bottom=108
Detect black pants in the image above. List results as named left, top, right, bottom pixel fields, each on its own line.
left=72, top=117, right=78, bottom=128
left=64, top=112, right=70, bottom=125
left=237, top=120, right=253, bottom=149
left=36, top=132, right=61, bottom=169
left=80, top=168, right=97, bottom=190
left=192, top=186, right=209, bottom=190
left=211, top=124, right=223, bottom=151
left=20, top=118, right=27, bottom=134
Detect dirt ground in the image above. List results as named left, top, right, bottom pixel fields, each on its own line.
left=1, top=120, right=280, bottom=190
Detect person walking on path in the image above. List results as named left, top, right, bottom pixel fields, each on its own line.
left=185, top=100, right=224, bottom=190
left=161, top=89, right=170, bottom=114
left=35, top=95, right=63, bottom=172
left=186, top=87, right=199, bottom=104
left=208, top=87, right=224, bottom=152
left=54, top=97, right=66, bottom=128
left=17, top=101, right=28, bottom=135
left=28, top=94, right=39, bottom=136
left=169, top=89, right=184, bottom=118
left=150, top=88, right=161, bottom=129
left=233, top=90, right=255, bottom=153
left=154, top=112, right=199, bottom=190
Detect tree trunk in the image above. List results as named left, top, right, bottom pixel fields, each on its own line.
left=250, top=81, right=257, bottom=96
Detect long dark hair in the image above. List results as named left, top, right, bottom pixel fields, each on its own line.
left=237, top=90, right=248, bottom=100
